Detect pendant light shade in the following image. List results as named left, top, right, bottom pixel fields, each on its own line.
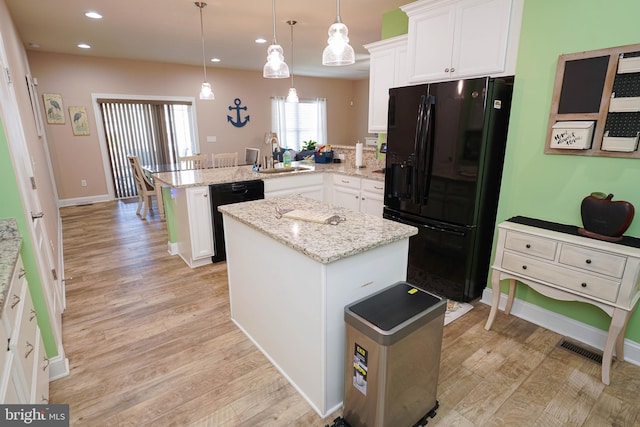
left=263, top=0, right=289, bottom=78
left=322, top=0, right=355, bottom=66
left=286, top=20, right=299, bottom=103
left=287, top=87, right=299, bottom=103
left=195, top=2, right=214, bottom=100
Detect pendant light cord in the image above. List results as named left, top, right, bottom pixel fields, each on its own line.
left=271, top=0, right=277, bottom=44
left=199, top=3, right=207, bottom=82
left=288, top=20, right=296, bottom=88
left=335, top=0, right=343, bottom=23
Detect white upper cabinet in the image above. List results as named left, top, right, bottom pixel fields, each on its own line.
left=402, top=0, right=523, bottom=84
left=364, top=35, right=408, bottom=133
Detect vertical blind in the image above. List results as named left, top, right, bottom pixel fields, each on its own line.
left=271, top=97, right=327, bottom=150
left=97, top=99, right=192, bottom=198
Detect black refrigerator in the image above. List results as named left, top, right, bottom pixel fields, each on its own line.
left=383, top=77, right=513, bottom=302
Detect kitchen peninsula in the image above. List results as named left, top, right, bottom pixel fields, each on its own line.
left=218, top=195, right=417, bottom=417
left=152, top=160, right=387, bottom=268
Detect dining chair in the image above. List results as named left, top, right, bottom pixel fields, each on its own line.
left=213, top=152, right=239, bottom=168
left=245, top=147, right=260, bottom=165
left=179, top=154, right=209, bottom=170
left=127, top=155, right=155, bottom=219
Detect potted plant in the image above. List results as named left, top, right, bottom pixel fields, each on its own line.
left=296, top=140, right=317, bottom=160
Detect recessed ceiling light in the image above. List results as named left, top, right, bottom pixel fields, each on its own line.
left=211, top=58, right=221, bottom=63
left=85, top=11, right=102, bottom=19
left=77, top=43, right=91, bottom=49
left=255, top=38, right=267, bottom=44
left=28, top=42, right=40, bottom=49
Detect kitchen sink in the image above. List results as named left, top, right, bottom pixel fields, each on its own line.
left=258, top=166, right=313, bottom=174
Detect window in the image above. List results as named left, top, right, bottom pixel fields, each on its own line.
left=271, top=97, right=327, bottom=151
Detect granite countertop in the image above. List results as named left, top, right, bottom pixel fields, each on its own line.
left=0, top=218, right=22, bottom=315
left=152, top=161, right=385, bottom=189
left=218, top=195, right=417, bottom=264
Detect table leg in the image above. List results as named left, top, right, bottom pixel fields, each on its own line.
left=504, top=279, right=516, bottom=315
left=484, top=269, right=502, bottom=330
left=602, top=308, right=628, bottom=385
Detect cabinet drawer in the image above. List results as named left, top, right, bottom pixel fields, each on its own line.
left=502, top=252, right=621, bottom=302
left=3, top=258, right=26, bottom=336
left=361, top=178, right=384, bottom=194
left=10, top=287, right=38, bottom=391
left=332, top=174, right=360, bottom=190
left=504, top=231, right=557, bottom=260
left=559, top=244, right=626, bottom=278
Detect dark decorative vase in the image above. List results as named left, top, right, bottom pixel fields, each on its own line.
left=579, top=192, right=634, bottom=242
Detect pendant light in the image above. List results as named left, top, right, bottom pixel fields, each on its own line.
left=263, top=0, right=290, bottom=78
left=322, top=0, right=355, bottom=66
left=286, top=20, right=299, bottom=103
left=195, top=2, right=214, bottom=100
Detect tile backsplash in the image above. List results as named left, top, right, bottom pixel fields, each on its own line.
left=332, top=145, right=385, bottom=170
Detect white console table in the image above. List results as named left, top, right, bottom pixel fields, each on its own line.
left=485, top=217, right=640, bottom=385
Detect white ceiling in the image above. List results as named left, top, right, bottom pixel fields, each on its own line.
left=5, top=0, right=410, bottom=80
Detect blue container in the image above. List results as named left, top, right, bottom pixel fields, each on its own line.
left=314, top=151, right=334, bottom=164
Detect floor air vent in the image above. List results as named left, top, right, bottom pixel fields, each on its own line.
left=558, top=338, right=603, bottom=364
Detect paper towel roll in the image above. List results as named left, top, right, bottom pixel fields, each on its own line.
left=355, top=142, right=363, bottom=167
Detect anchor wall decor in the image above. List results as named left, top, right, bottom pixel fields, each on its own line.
left=227, top=98, right=250, bottom=128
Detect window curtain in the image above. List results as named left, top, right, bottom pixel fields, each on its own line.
left=97, top=99, right=192, bottom=198
left=271, top=96, right=288, bottom=148
left=316, top=98, right=327, bottom=147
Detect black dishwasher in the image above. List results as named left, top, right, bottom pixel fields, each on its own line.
left=210, top=180, right=264, bottom=262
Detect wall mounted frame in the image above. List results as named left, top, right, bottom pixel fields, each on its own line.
left=545, top=43, right=640, bottom=158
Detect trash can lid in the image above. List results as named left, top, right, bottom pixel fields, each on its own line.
left=347, top=282, right=442, bottom=332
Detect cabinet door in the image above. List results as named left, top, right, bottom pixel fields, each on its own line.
left=360, top=191, right=384, bottom=216
left=452, top=0, right=512, bottom=79
left=333, top=186, right=361, bottom=212
left=365, top=35, right=408, bottom=134
left=407, top=3, right=456, bottom=83
left=186, top=187, right=213, bottom=259
left=368, top=48, right=397, bottom=133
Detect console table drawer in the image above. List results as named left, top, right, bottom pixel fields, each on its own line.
left=504, top=231, right=557, bottom=260
left=559, top=244, right=626, bottom=278
left=502, top=252, right=621, bottom=302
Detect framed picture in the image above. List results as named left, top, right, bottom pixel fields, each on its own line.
left=42, top=93, right=65, bottom=124
left=69, top=106, right=90, bottom=136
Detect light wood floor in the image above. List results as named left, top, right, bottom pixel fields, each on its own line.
left=51, top=200, right=640, bottom=426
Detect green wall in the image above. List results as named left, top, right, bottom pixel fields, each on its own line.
left=382, top=0, right=640, bottom=344
left=498, top=0, right=640, bottom=343
left=381, top=9, right=408, bottom=39
left=0, top=118, right=57, bottom=357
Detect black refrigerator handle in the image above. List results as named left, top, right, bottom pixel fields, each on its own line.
left=415, top=95, right=435, bottom=205
left=411, top=96, right=426, bottom=204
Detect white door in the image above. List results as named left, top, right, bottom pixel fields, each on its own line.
left=0, top=33, right=65, bottom=366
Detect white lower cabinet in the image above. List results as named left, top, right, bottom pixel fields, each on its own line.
left=174, top=186, right=214, bottom=268
left=264, top=174, right=324, bottom=201
left=331, top=175, right=385, bottom=216
left=1, top=255, right=49, bottom=403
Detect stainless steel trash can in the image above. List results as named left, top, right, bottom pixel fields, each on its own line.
left=343, top=282, right=446, bottom=427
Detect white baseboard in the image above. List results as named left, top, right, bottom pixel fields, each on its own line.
left=481, top=288, right=640, bottom=366
left=58, top=194, right=112, bottom=207
left=167, top=241, right=178, bottom=256
left=48, top=355, right=70, bottom=381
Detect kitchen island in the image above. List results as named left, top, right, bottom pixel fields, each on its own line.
left=218, top=195, right=417, bottom=417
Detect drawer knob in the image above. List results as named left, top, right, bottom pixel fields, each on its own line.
left=522, top=265, right=527, bottom=270
left=526, top=244, right=531, bottom=249
left=585, top=259, right=592, bottom=264
left=581, top=282, right=587, bottom=288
